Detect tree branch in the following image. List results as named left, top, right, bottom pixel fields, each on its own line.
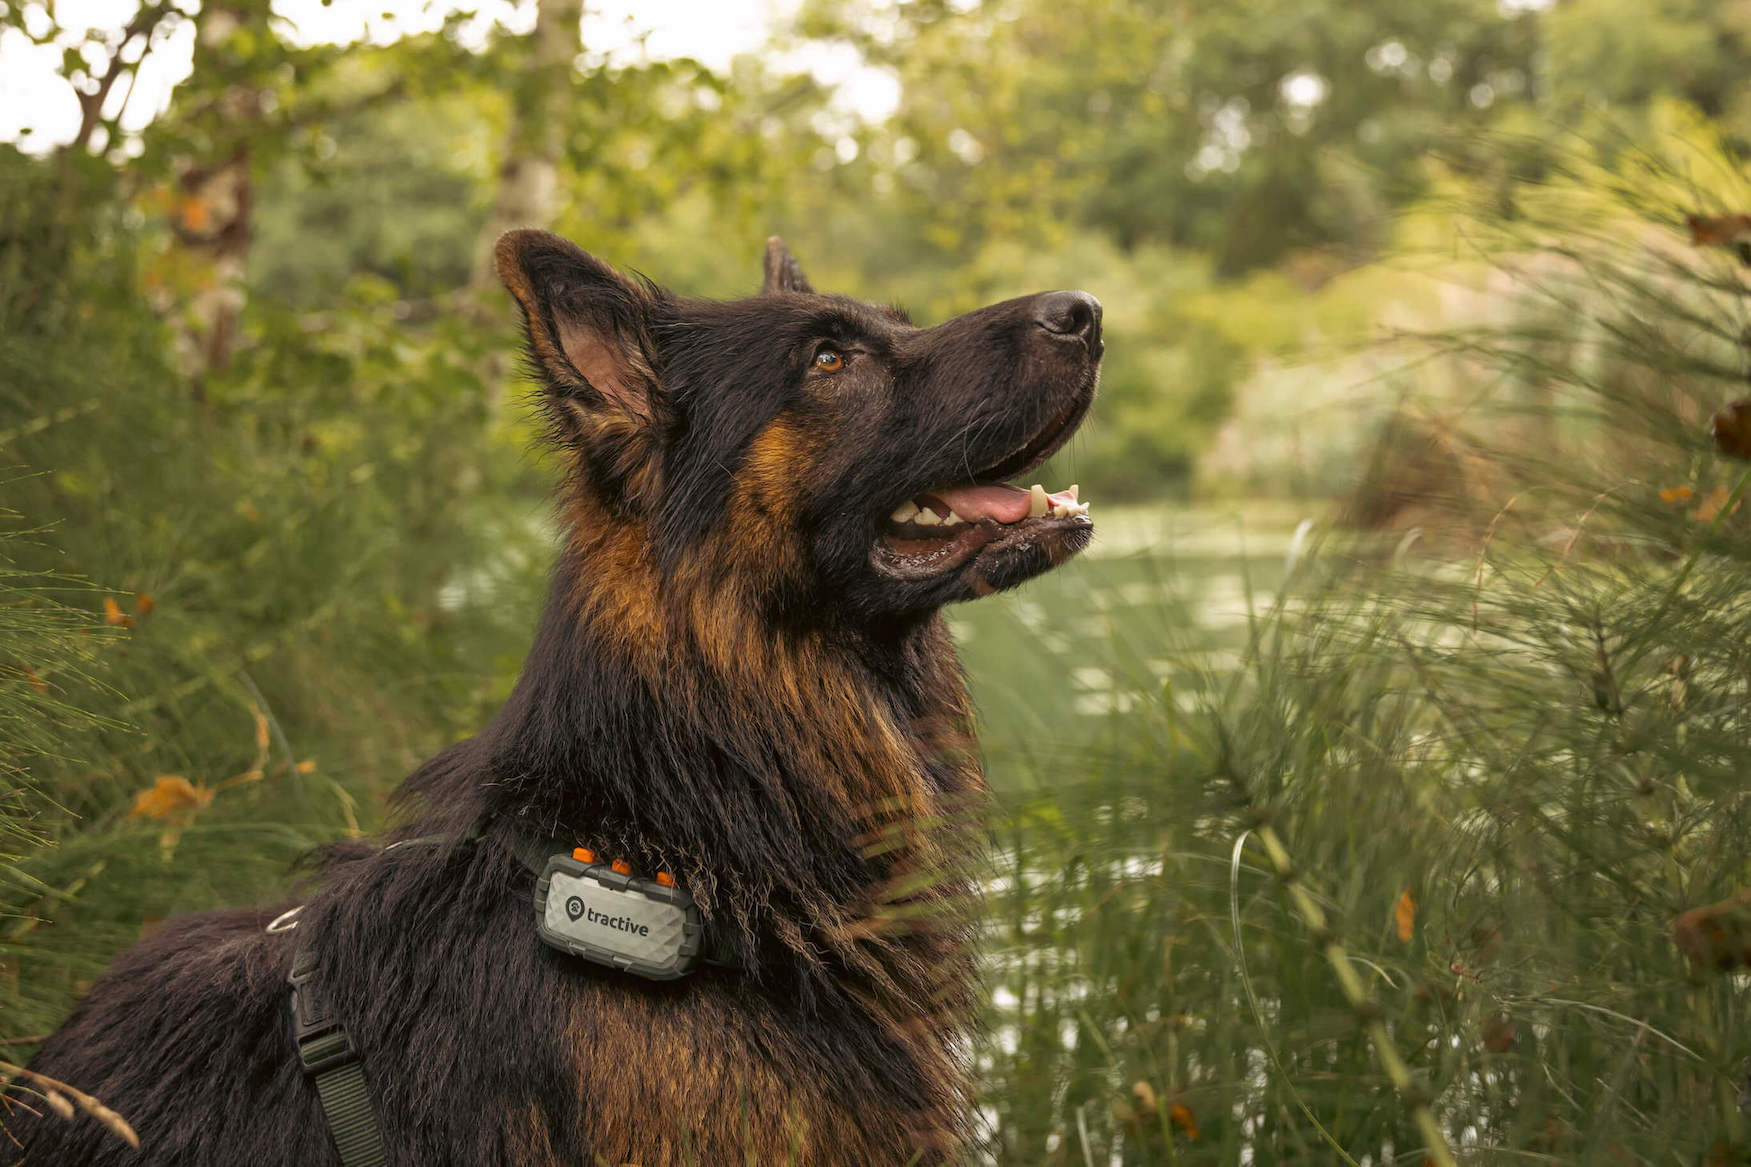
left=65, top=3, right=177, bottom=156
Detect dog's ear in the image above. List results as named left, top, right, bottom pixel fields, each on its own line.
left=762, top=236, right=814, bottom=295
left=496, top=229, right=661, bottom=422
left=496, top=230, right=667, bottom=501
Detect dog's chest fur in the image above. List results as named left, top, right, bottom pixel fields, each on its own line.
left=298, top=588, right=987, bottom=1164
left=518, top=964, right=968, bottom=1163
left=307, top=838, right=975, bottom=1165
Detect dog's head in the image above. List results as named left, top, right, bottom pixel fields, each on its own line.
left=497, top=230, right=1100, bottom=623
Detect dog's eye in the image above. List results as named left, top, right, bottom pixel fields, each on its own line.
left=813, top=349, right=845, bottom=373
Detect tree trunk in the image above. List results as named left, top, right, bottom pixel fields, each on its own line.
left=469, top=0, right=584, bottom=294
left=167, top=4, right=265, bottom=390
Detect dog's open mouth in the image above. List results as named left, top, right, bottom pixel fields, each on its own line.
left=871, top=391, right=1094, bottom=584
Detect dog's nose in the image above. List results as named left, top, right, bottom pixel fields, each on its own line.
left=1033, top=290, right=1103, bottom=346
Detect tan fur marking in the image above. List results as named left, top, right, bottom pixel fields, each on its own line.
left=543, top=982, right=954, bottom=1165
left=721, top=416, right=816, bottom=588
left=564, top=505, right=664, bottom=666
left=507, top=1101, right=562, bottom=1166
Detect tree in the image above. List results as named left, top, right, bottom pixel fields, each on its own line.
left=803, top=0, right=1542, bottom=272
left=469, top=0, right=584, bottom=296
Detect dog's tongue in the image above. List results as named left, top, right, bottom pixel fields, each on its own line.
left=924, top=485, right=1030, bottom=523
left=921, top=484, right=1077, bottom=523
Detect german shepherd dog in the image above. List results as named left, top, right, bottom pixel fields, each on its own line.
left=11, top=232, right=1101, bottom=1164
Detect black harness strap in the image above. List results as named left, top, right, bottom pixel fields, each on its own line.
left=288, top=942, right=388, bottom=1167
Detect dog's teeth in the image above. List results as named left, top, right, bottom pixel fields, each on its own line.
left=1068, top=484, right=1079, bottom=501
left=1061, top=500, right=1089, bottom=517
left=916, top=509, right=943, bottom=526
left=890, top=501, right=920, bottom=523
left=1028, top=484, right=1049, bottom=517
left=942, top=512, right=965, bottom=526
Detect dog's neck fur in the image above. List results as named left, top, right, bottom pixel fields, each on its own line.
left=399, top=504, right=984, bottom=1022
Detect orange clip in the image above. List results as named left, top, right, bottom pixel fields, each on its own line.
left=572, top=847, right=596, bottom=863
left=656, top=871, right=675, bottom=887
left=610, top=858, right=632, bottom=876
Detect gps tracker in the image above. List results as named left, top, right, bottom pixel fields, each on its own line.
left=532, top=849, right=705, bottom=980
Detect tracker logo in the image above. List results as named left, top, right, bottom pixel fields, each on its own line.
left=564, top=893, right=652, bottom=938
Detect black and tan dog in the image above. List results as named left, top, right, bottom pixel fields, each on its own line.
left=12, top=232, right=1101, bottom=1165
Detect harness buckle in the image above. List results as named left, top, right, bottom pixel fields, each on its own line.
left=294, top=1025, right=359, bottom=1075
left=289, top=947, right=359, bottom=1075
left=283, top=938, right=390, bottom=1166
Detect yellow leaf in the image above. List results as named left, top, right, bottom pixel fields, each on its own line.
left=1395, top=889, right=1416, bottom=942
left=295, top=759, right=317, bottom=774
left=1169, top=1102, right=1200, bottom=1140
left=251, top=704, right=269, bottom=751
left=102, top=597, right=133, bottom=628
left=129, top=775, right=213, bottom=820
left=177, top=194, right=211, bottom=233
left=1659, top=485, right=1694, bottom=503
left=134, top=592, right=155, bottom=617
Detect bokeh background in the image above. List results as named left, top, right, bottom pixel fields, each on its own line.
left=8, top=0, right=1751, bottom=1162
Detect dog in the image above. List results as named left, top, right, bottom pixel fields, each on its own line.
left=10, top=231, right=1102, bottom=1165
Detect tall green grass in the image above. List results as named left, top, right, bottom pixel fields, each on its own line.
left=0, top=152, right=549, bottom=1055
left=968, top=136, right=1751, bottom=1163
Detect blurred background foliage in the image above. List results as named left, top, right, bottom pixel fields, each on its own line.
left=7, top=0, right=1751, bottom=1161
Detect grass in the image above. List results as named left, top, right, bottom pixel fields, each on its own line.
left=952, top=502, right=1309, bottom=773
left=955, top=504, right=1340, bottom=1164
left=960, top=488, right=1751, bottom=1162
